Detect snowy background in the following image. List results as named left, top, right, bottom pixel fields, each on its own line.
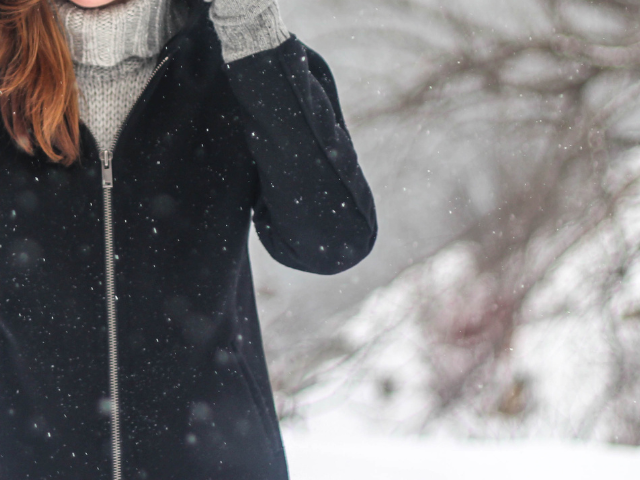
left=250, top=0, right=640, bottom=476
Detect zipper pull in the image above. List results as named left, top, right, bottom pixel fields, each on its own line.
left=101, top=150, right=113, bottom=188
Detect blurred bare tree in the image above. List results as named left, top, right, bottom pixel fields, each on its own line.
left=269, top=0, right=640, bottom=444
left=354, top=0, right=640, bottom=442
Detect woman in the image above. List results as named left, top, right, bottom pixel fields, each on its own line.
left=0, top=0, right=377, bottom=477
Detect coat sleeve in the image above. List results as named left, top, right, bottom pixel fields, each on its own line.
left=223, top=35, right=378, bottom=275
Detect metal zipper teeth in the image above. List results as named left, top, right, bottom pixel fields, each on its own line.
left=100, top=55, right=170, bottom=480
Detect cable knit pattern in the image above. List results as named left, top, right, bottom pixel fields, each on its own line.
left=53, top=0, right=172, bottom=67
left=208, top=0, right=290, bottom=63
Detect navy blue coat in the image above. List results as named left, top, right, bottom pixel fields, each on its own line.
left=0, top=0, right=377, bottom=478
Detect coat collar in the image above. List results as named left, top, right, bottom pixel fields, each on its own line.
left=158, top=0, right=212, bottom=60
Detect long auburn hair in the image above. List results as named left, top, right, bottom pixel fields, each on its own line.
left=0, top=0, right=79, bottom=165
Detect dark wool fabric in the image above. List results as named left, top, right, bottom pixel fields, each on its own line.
left=0, top=0, right=377, bottom=479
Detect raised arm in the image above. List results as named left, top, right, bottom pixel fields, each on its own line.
left=210, top=0, right=378, bottom=274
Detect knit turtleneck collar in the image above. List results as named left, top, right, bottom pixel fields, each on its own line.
left=53, top=0, right=173, bottom=67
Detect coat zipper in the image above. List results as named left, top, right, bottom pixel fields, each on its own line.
left=100, top=55, right=170, bottom=480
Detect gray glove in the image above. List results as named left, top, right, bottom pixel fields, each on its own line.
left=208, top=0, right=290, bottom=63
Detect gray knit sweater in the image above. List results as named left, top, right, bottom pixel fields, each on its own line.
left=53, top=0, right=289, bottom=152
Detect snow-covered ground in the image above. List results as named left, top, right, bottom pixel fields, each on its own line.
left=282, top=424, right=640, bottom=480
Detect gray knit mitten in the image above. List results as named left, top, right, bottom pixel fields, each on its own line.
left=207, top=0, right=290, bottom=63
